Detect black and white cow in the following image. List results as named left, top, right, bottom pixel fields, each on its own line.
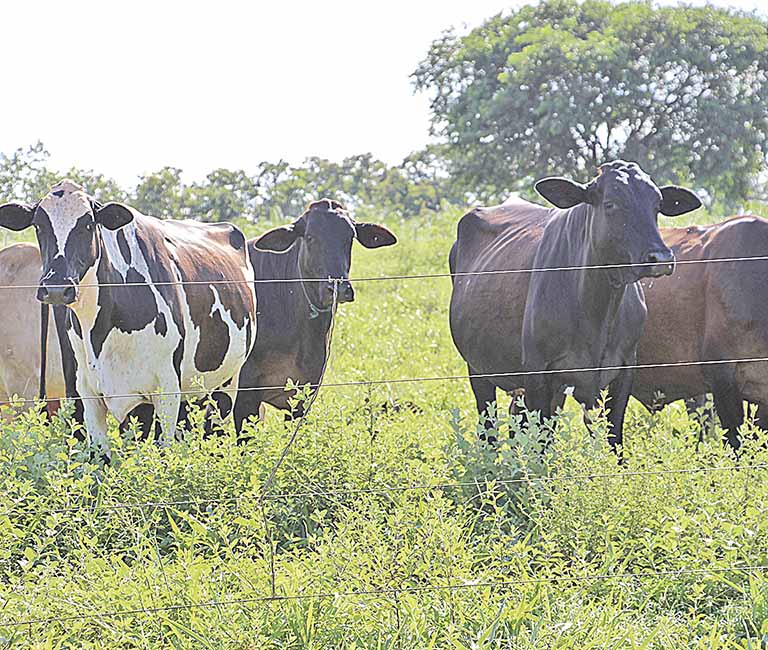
left=0, top=180, right=257, bottom=458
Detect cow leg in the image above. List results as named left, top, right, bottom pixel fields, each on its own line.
left=152, top=391, right=182, bottom=447
left=711, top=381, right=743, bottom=452
left=523, top=373, right=553, bottom=420
left=287, top=396, right=312, bottom=422
left=82, top=397, right=111, bottom=463
left=233, top=389, right=263, bottom=440
left=208, top=385, right=237, bottom=439
left=54, top=307, right=85, bottom=436
left=468, top=365, right=497, bottom=436
left=605, top=369, right=633, bottom=458
left=120, top=403, right=157, bottom=441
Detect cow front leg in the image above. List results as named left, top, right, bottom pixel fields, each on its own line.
left=711, top=381, right=744, bottom=452
left=201, top=391, right=233, bottom=439
left=468, top=365, right=497, bottom=440
left=152, top=391, right=181, bottom=447
left=523, top=375, right=553, bottom=419
left=233, top=389, right=262, bottom=440
left=523, top=374, right=554, bottom=449
left=605, top=368, right=633, bottom=458
left=82, top=397, right=111, bottom=463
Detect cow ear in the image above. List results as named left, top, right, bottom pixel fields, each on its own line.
left=534, top=178, right=590, bottom=209
left=355, top=222, right=397, bottom=249
left=95, top=202, right=134, bottom=230
left=659, top=186, right=701, bottom=217
left=0, top=202, right=35, bottom=231
left=253, top=222, right=304, bottom=252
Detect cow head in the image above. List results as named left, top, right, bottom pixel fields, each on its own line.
left=535, top=161, right=701, bottom=284
left=254, top=199, right=397, bottom=308
left=0, top=179, right=133, bottom=306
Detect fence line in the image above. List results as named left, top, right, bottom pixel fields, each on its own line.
left=19, top=463, right=766, bottom=517
left=3, top=564, right=766, bottom=628
left=6, top=355, right=768, bottom=406
left=1, top=254, right=768, bottom=291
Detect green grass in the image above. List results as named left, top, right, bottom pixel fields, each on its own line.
left=1, top=204, right=768, bottom=648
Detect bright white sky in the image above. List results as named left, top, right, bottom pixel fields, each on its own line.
left=3, top=0, right=765, bottom=185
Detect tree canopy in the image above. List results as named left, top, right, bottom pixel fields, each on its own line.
left=0, top=144, right=465, bottom=223
left=413, top=0, right=768, bottom=205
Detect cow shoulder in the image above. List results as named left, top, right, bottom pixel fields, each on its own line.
left=455, top=201, right=549, bottom=273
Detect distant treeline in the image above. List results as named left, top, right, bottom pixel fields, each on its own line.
left=0, top=142, right=466, bottom=222
left=3, top=1, right=768, bottom=220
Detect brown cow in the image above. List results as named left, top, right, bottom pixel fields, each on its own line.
left=0, top=243, right=66, bottom=418
left=232, top=199, right=397, bottom=430
left=633, top=216, right=768, bottom=450
left=449, top=161, right=701, bottom=452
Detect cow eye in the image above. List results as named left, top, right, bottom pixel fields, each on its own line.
left=85, top=221, right=94, bottom=232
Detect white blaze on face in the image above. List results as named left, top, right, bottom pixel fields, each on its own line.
left=38, top=179, right=92, bottom=255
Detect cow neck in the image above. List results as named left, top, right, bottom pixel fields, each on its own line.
left=296, top=243, right=334, bottom=322
left=69, top=236, right=121, bottom=333
left=576, top=204, right=626, bottom=328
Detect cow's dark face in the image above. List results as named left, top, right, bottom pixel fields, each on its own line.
left=0, top=180, right=133, bottom=306
left=254, top=199, right=397, bottom=308
left=535, top=161, right=701, bottom=284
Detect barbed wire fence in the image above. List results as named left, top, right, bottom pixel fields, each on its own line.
left=2, top=256, right=768, bottom=630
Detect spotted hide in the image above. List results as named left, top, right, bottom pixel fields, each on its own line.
left=0, top=180, right=256, bottom=458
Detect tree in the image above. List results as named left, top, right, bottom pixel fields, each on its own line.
left=413, top=0, right=768, bottom=205
left=132, top=167, right=188, bottom=219
left=0, top=142, right=57, bottom=203
left=188, top=169, right=259, bottom=222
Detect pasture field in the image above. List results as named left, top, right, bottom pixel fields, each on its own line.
left=2, top=203, right=768, bottom=648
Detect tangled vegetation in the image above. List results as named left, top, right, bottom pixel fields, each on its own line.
left=0, top=205, right=767, bottom=648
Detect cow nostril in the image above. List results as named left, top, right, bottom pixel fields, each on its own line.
left=63, top=286, right=76, bottom=301
left=645, top=250, right=673, bottom=265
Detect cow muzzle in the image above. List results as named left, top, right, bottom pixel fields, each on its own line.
left=37, top=279, right=77, bottom=305
left=319, top=279, right=354, bottom=306
left=641, top=248, right=675, bottom=278
left=335, top=280, right=355, bottom=304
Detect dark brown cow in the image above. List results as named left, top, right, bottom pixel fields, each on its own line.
left=232, top=199, right=397, bottom=430
left=449, top=161, right=701, bottom=452
left=633, top=216, right=768, bottom=450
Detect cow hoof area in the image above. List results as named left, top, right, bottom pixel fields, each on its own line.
left=87, top=450, right=112, bottom=466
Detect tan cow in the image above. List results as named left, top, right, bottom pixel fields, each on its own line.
left=0, top=243, right=65, bottom=419
left=634, top=216, right=768, bottom=450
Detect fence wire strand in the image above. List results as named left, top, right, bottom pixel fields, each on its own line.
left=1, top=253, right=768, bottom=291
left=14, top=463, right=764, bottom=517
left=5, top=355, right=768, bottom=406
left=3, top=564, right=766, bottom=628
